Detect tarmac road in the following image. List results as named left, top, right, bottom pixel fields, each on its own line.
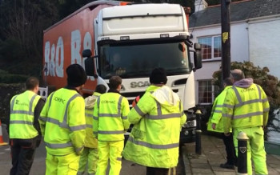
left=0, top=124, right=146, bottom=175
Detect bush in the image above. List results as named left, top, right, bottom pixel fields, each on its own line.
left=0, top=74, right=28, bottom=84
left=212, top=61, right=280, bottom=139
left=0, top=83, right=25, bottom=124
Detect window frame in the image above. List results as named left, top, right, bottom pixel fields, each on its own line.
left=197, top=35, right=222, bottom=61
left=197, top=79, right=217, bottom=105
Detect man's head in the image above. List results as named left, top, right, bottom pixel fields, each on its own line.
left=95, top=84, right=107, bottom=94
left=26, top=77, right=39, bottom=93
left=149, top=67, right=167, bottom=85
left=66, top=64, right=87, bottom=88
left=109, top=76, right=122, bottom=91
left=230, top=69, right=245, bottom=82
left=223, top=77, right=233, bottom=87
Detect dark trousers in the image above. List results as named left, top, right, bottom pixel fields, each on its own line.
left=146, top=167, right=169, bottom=175
left=222, top=133, right=237, bottom=165
left=10, top=139, right=36, bottom=175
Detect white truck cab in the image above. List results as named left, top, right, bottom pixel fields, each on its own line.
left=84, top=3, right=202, bottom=143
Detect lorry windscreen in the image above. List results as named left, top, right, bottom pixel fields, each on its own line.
left=98, top=41, right=191, bottom=79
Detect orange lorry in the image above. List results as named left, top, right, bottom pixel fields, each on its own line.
left=43, top=0, right=202, bottom=144
left=43, top=1, right=127, bottom=94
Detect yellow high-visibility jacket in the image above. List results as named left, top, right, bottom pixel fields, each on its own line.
left=84, top=92, right=100, bottom=148
left=122, top=85, right=186, bottom=168
left=9, top=90, right=41, bottom=139
left=39, top=88, right=86, bottom=155
left=93, top=92, right=130, bottom=141
left=223, top=80, right=270, bottom=133
left=207, top=86, right=232, bottom=133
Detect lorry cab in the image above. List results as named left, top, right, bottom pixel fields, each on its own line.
left=84, top=3, right=202, bottom=143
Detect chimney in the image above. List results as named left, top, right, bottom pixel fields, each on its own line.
left=195, top=0, right=208, bottom=12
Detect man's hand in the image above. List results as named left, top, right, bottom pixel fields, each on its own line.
left=212, top=123, right=216, bottom=130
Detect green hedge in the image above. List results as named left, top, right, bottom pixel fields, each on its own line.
left=0, top=74, right=28, bottom=84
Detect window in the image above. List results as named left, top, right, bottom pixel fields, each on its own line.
left=198, top=80, right=217, bottom=104
left=198, top=36, right=221, bottom=60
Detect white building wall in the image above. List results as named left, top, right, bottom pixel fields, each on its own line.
left=249, top=17, right=280, bottom=79
left=191, top=22, right=249, bottom=81
left=190, top=22, right=249, bottom=103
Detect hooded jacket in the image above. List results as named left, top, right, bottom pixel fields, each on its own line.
left=84, top=92, right=100, bottom=148
left=223, top=78, right=270, bottom=133
left=207, top=86, right=232, bottom=133
left=122, top=85, right=186, bottom=168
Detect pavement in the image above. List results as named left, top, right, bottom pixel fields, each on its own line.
left=182, top=134, right=280, bottom=175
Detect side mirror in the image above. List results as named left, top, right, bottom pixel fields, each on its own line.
left=82, top=49, right=92, bottom=58
left=83, top=49, right=97, bottom=77
left=194, top=43, right=202, bottom=70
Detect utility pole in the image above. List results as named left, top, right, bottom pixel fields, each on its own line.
left=221, top=0, right=231, bottom=82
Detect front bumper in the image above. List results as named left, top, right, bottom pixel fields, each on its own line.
left=180, top=127, right=196, bottom=144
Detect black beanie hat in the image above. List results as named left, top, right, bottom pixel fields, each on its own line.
left=149, top=67, right=167, bottom=84
left=66, top=64, right=87, bottom=87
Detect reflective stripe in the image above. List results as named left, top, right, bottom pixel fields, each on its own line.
left=46, top=117, right=85, bottom=131
left=128, top=137, right=178, bottom=149
left=262, top=98, right=268, bottom=103
left=264, top=108, right=270, bottom=112
left=215, top=105, right=223, bottom=108
left=213, top=110, right=222, bottom=113
left=75, top=146, right=84, bottom=153
left=62, top=94, right=81, bottom=126
left=223, top=103, right=234, bottom=108
left=232, top=86, right=243, bottom=105
left=235, top=99, right=263, bottom=108
left=233, top=111, right=264, bottom=119
left=86, top=124, right=92, bottom=128
left=93, top=116, right=98, bottom=120
left=134, top=105, right=145, bottom=116
left=135, top=97, right=182, bottom=120
left=97, top=96, right=125, bottom=120
left=29, top=94, right=37, bottom=113
left=118, top=96, right=123, bottom=117
left=44, top=93, right=83, bottom=131
left=97, top=98, right=100, bottom=111
left=147, top=113, right=181, bottom=120
left=48, top=93, right=55, bottom=109
left=10, top=110, right=34, bottom=115
left=98, top=114, right=121, bottom=117
left=70, top=124, right=86, bottom=131
left=45, top=141, right=72, bottom=149
left=10, top=120, right=33, bottom=125
left=10, top=95, right=18, bottom=113
left=85, top=107, right=94, bottom=110
left=156, top=101, right=162, bottom=116
left=39, top=116, right=47, bottom=122
left=117, top=157, right=122, bottom=161
left=46, top=117, right=68, bottom=128
left=256, top=85, right=262, bottom=100
left=233, top=84, right=262, bottom=108
left=85, top=113, right=93, bottom=118
left=98, top=130, right=124, bottom=134
left=223, top=113, right=233, bottom=118
left=10, top=94, right=37, bottom=115
left=93, top=131, right=98, bottom=135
